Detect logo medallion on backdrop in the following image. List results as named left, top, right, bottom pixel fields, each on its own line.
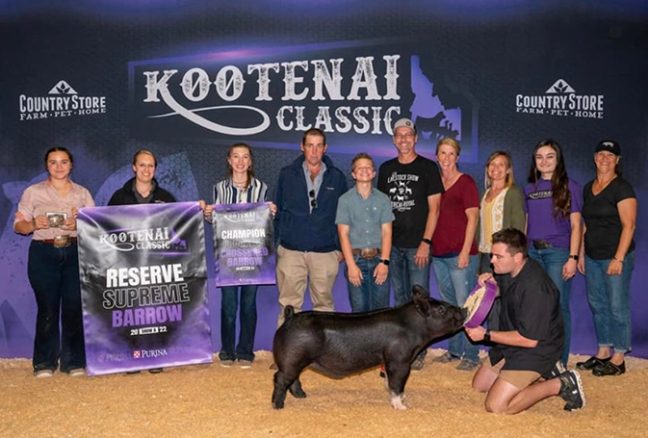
left=515, top=79, right=604, bottom=119
left=18, top=80, right=107, bottom=121
left=129, top=42, right=478, bottom=159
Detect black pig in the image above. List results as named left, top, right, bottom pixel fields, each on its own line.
left=272, top=285, right=467, bottom=409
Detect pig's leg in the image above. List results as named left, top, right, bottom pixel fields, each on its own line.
left=288, top=378, right=307, bottom=398
left=272, top=371, right=292, bottom=409
left=386, top=363, right=411, bottom=410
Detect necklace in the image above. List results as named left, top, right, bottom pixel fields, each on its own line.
left=232, top=178, right=248, bottom=190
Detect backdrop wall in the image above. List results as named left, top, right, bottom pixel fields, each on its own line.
left=1, top=0, right=646, bottom=358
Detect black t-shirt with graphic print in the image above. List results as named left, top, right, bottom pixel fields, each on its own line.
left=377, top=155, right=443, bottom=248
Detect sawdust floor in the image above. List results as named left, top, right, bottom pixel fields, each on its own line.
left=1, top=349, right=647, bottom=438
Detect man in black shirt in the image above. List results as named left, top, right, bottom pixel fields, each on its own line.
left=377, top=118, right=443, bottom=370
left=465, top=228, right=585, bottom=413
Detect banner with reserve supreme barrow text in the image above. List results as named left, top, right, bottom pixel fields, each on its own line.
left=212, top=202, right=275, bottom=287
left=77, top=202, right=212, bottom=375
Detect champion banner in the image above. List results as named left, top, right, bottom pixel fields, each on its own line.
left=77, top=202, right=212, bottom=376
left=212, top=202, right=275, bottom=287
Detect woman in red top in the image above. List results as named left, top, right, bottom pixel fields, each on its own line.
left=431, top=138, right=480, bottom=371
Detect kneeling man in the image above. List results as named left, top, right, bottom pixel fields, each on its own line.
left=465, top=228, right=585, bottom=414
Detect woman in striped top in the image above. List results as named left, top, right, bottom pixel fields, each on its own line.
left=204, top=143, right=273, bottom=369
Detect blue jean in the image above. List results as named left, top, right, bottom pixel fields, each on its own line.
left=390, top=246, right=431, bottom=307
left=27, top=240, right=85, bottom=373
left=584, top=252, right=635, bottom=353
left=219, top=285, right=258, bottom=361
left=432, top=254, right=479, bottom=362
left=528, top=246, right=572, bottom=365
left=346, top=256, right=390, bottom=313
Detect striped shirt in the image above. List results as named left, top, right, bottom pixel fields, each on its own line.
left=213, top=177, right=268, bottom=205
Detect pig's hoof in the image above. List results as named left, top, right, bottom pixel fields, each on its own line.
left=390, top=393, right=408, bottom=410
left=272, top=401, right=285, bottom=409
left=289, top=380, right=307, bottom=398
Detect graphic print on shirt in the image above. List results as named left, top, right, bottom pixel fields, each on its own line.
left=527, top=189, right=552, bottom=200
left=386, top=172, right=420, bottom=212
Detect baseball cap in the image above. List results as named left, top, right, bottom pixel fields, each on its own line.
left=393, top=118, right=416, bottom=134
left=595, top=140, right=621, bottom=155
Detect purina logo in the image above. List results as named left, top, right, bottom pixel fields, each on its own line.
left=516, top=79, right=604, bottom=119
left=18, top=80, right=107, bottom=121
left=132, top=349, right=168, bottom=359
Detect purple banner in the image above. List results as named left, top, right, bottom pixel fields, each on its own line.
left=77, top=202, right=212, bottom=376
left=212, top=202, right=276, bottom=287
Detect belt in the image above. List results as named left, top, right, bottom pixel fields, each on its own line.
left=351, top=247, right=380, bottom=259
left=37, top=236, right=77, bottom=248
left=532, top=240, right=552, bottom=250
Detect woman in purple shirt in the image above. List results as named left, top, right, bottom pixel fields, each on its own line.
left=525, top=139, right=582, bottom=366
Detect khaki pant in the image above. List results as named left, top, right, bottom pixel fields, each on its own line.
left=486, top=358, right=541, bottom=389
left=275, top=245, right=340, bottom=326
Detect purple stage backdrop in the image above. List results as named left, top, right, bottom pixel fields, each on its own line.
left=1, top=1, right=646, bottom=360
left=77, top=202, right=212, bottom=375
left=213, top=202, right=276, bottom=287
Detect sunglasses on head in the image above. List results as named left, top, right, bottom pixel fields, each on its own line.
left=309, top=189, right=317, bottom=208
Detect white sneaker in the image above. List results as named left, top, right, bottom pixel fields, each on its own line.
left=68, top=368, right=86, bottom=377
left=239, top=360, right=253, bottom=369
left=34, top=369, right=53, bottom=378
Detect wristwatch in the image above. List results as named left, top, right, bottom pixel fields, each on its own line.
left=483, top=330, right=491, bottom=343
left=380, top=259, right=390, bottom=266
left=568, top=254, right=579, bottom=261
left=421, top=238, right=432, bottom=245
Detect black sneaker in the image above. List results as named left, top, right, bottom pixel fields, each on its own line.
left=592, top=360, right=625, bottom=377
left=542, top=360, right=567, bottom=380
left=576, top=355, right=610, bottom=371
left=558, top=370, right=586, bottom=411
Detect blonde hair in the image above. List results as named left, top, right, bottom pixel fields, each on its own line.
left=132, top=148, right=157, bottom=167
left=436, top=137, right=461, bottom=156
left=484, top=151, right=515, bottom=189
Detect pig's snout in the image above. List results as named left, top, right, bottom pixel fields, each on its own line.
left=446, top=305, right=468, bottom=330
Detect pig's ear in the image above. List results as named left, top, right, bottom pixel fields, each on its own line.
left=412, top=285, right=429, bottom=299
left=413, top=291, right=431, bottom=317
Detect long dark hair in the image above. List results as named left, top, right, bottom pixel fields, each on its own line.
left=528, top=139, right=571, bottom=218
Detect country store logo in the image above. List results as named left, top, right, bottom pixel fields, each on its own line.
left=516, top=79, right=605, bottom=119
left=18, top=80, right=107, bottom=121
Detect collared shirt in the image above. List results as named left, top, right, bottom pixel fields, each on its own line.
left=16, top=179, right=95, bottom=240
left=213, top=177, right=268, bottom=205
left=303, top=160, right=327, bottom=213
left=335, top=187, right=394, bottom=249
